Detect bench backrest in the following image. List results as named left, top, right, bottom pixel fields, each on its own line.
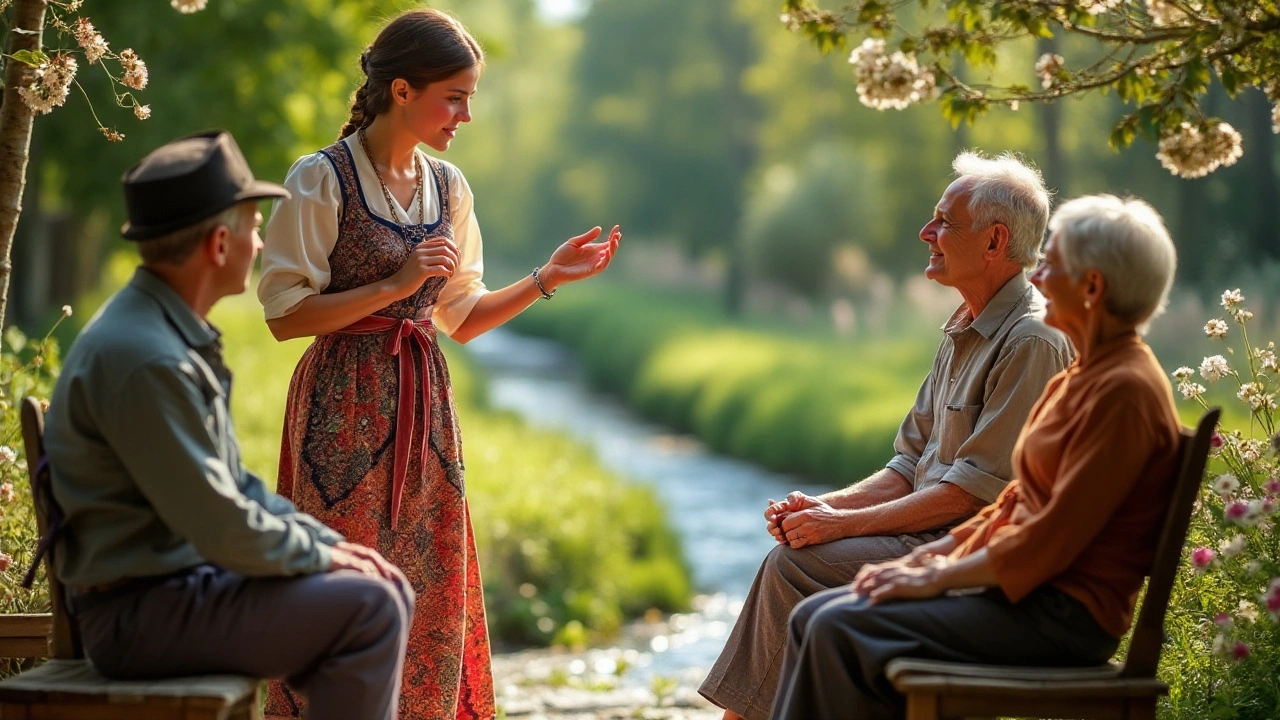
left=1121, top=407, right=1220, bottom=679
left=20, top=396, right=82, bottom=661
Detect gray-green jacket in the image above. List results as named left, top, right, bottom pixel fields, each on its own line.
left=45, top=268, right=341, bottom=588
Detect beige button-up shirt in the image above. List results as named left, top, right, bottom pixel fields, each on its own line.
left=886, top=273, right=1073, bottom=504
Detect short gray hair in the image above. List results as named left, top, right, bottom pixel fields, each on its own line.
left=952, top=151, right=1051, bottom=270
left=138, top=202, right=250, bottom=266
left=1049, top=194, right=1177, bottom=332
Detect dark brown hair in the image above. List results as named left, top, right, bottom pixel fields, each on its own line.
left=339, top=8, right=484, bottom=140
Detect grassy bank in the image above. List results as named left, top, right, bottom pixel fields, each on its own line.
left=507, top=283, right=937, bottom=484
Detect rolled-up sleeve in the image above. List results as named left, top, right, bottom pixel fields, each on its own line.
left=940, top=337, right=1067, bottom=503
left=259, top=153, right=340, bottom=320
left=432, top=161, right=487, bottom=337
left=101, top=361, right=333, bottom=576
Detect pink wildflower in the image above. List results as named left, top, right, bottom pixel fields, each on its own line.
left=0, top=553, right=10, bottom=573
left=1233, top=642, right=1250, bottom=661
left=1214, top=612, right=1233, bottom=629
left=1210, top=432, right=1224, bottom=448
left=1226, top=502, right=1250, bottom=521
left=1267, top=479, right=1280, bottom=496
left=1192, top=546, right=1216, bottom=570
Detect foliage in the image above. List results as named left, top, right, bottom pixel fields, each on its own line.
left=1163, top=288, right=1280, bottom=718
left=780, top=0, right=1280, bottom=177
left=507, top=282, right=936, bottom=483
left=0, top=313, right=70, bottom=617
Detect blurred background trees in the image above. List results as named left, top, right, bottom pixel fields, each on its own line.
left=4, top=0, right=1277, bottom=328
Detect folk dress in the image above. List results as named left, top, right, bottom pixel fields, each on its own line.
left=258, top=136, right=494, bottom=719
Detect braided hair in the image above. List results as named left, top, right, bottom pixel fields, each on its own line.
left=339, top=9, right=484, bottom=140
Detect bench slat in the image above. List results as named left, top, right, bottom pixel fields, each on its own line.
left=0, top=615, right=53, bottom=639
left=0, top=660, right=258, bottom=705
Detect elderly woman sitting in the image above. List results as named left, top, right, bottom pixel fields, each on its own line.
left=768, top=195, right=1182, bottom=720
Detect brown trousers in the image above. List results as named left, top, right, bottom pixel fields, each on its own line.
left=699, top=533, right=938, bottom=720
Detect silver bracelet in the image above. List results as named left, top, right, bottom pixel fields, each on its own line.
left=532, top=266, right=555, bottom=300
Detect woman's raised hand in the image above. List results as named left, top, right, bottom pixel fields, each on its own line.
left=542, top=225, right=622, bottom=289
left=389, top=237, right=459, bottom=297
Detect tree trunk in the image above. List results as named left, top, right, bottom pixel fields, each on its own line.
left=1246, top=88, right=1278, bottom=262
left=0, top=0, right=48, bottom=330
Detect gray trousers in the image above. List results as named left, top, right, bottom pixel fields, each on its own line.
left=769, top=585, right=1120, bottom=720
left=75, top=564, right=415, bottom=720
left=699, top=534, right=936, bottom=720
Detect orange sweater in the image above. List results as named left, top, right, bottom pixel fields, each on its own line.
left=949, top=333, right=1181, bottom=638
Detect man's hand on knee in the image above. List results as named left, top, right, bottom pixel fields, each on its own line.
left=765, top=491, right=823, bottom=544
left=329, top=542, right=407, bottom=587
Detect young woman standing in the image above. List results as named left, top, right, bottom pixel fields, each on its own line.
left=257, top=10, right=621, bottom=718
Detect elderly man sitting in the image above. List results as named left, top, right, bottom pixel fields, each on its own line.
left=699, top=151, right=1073, bottom=720
left=770, top=194, right=1183, bottom=720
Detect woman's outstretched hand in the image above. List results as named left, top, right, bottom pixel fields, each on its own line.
left=542, top=225, right=621, bottom=290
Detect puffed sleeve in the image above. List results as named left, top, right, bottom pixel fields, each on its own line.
left=258, top=153, right=341, bottom=320
left=432, top=160, right=488, bottom=337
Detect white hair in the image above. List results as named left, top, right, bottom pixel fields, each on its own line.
left=952, top=151, right=1051, bottom=270
left=1049, top=194, right=1177, bottom=333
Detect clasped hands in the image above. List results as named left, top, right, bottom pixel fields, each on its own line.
left=765, top=491, right=851, bottom=549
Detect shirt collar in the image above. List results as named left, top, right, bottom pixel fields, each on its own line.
left=942, top=273, right=1033, bottom=340
left=129, top=267, right=221, bottom=350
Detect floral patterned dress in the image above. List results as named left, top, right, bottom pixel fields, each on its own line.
left=265, top=140, right=495, bottom=720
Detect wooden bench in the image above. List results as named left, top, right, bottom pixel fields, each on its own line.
left=0, top=614, right=52, bottom=659
left=0, top=397, right=262, bottom=720
left=886, top=407, right=1221, bottom=720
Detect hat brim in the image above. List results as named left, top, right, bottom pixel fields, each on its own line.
left=120, top=180, right=290, bottom=241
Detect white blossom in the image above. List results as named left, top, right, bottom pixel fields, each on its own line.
left=1173, top=366, right=1195, bottom=382
left=1233, top=308, right=1254, bottom=324
left=119, top=49, right=148, bottom=91
left=1178, top=381, right=1206, bottom=400
left=133, top=104, right=151, bottom=120
left=1200, top=355, right=1230, bottom=382
left=1222, top=289, right=1245, bottom=309
left=74, top=17, right=109, bottom=65
left=61, top=304, right=73, bottom=317
left=1146, top=0, right=1195, bottom=26
left=1237, top=383, right=1274, bottom=411
left=1258, top=347, right=1279, bottom=374
left=0, top=446, right=15, bottom=464
left=1212, top=473, right=1241, bottom=498
left=1035, top=53, right=1064, bottom=90
left=1219, top=534, right=1246, bottom=557
left=101, top=127, right=125, bottom=142
left=1238, top=600, right=1260, bottom=623
left=1156, top=121, right=1244, bottom=179
left=18, top=54, right=77, bottom=115
left=848, top=39, right=937, bottom=111
left=1205, top=318, right=1229, bottom=338
left=1080, top=0, right=1123, bottom=15
left=1246, top=560, right=1263, bottom=575
left=171, top=0, right=209, bottom=12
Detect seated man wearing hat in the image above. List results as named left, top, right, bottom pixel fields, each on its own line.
left=42, top=131, right=414, bottom=720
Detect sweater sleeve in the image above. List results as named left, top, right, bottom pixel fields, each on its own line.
left=984, top=378, right=1164, bottom=602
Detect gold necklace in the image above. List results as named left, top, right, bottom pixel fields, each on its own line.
left=359, top=128, right=426, bottom=227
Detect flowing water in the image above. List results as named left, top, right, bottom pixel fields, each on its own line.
left=468, top=329, right=828, bottom=699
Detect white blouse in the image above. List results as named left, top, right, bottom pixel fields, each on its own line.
left=257, top=135, right=487, bottom=337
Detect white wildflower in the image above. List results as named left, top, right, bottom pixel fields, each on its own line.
left=171, top=0, right=209, bottom=12
left=1178, top=381, right=1206, bottom=400
left=1219, top=534, right=1246, bottom=557
left=1233, top=308, right=1254, bottom=324
left=1173, top=366, right=1195, bottom=382
left=1205, top=318, right=1229, bottom=338
left=133, top=104, right=151, bottom=120
left=1239, top=600, right=1260, bottom=623
left=1238, top=383, right=1269, bottom=410
left=1221, top=289, right=1245, bottom=309
left=1258, top=348, right=1279, bottom=374
left=848, top=39, right=937, bottom=111
left=1156, top=121, right=1244, bottom=179
left=1035, top=53, right=1065, bottom=90
left=0, top=446, right=15, bottom=464
left=74, top=17, right=109, bottom=65
left=1212, top=474, right=1241, bottom=498
left=119, top=49, right=148, bottom=91
left=100, top=127, right=125, bottom=142
left=1246, top=560, right=1263, bottom=574
left=1200, top=355, right=1230, bottom=381
left=61, top=304, right=73, bottom=317
left=17, top=54, right=77, bottom=115
left=1240, top=438, right=1267, bottom=464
